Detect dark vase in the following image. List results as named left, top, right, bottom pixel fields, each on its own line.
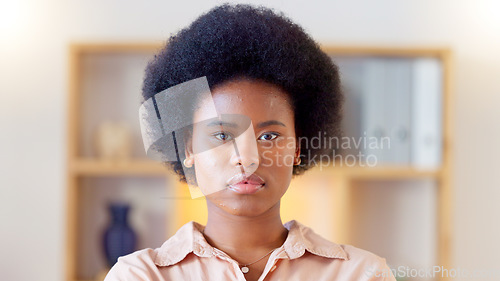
left=103, top=203, right=137, bottom=267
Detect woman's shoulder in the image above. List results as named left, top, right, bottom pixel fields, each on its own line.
left=118, top=247, right=160, bottom=263
left=103, top=248, right=160, bottom=281
left=339, top=244, right=389, bottom=266
left=104, top=221, right=201, bottom=281
left=285, top=220, right=394, bottom=279
left=336, top=245, right=395, bottom=280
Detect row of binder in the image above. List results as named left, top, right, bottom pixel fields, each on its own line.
left=333, top=56, right=443, bottom=169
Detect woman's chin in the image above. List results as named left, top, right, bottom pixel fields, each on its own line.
left=207, top=194, right=277, bottom=217
left=222, top=204, right=271, bottom=217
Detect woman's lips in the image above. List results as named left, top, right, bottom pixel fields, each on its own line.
left=229, top=183, right=264, bottom=194
left=227, top=173, right=265, bottom=194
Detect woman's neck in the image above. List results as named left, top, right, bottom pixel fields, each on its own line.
left=202, top=201, right=288, bottom=258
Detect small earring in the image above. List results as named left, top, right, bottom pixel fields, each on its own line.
left=294, top=157, right=301, bottom=166
left=183, top=158, right=192, bottom=168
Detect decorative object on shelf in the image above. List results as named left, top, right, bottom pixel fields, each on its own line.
left=94, top=121, right=132, bottom=162
left=103, top=202, right=137, bottom=268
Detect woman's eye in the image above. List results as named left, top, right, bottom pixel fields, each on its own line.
left=213, top=132, right=232, bottom=141
left=259, top=132, right=279, bottom=141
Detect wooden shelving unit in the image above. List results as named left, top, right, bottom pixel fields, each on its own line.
left=70, top=159, right=169, bottom=176
left=65, top=43, right=452, bottom=281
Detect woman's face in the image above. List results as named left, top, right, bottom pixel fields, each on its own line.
left=186, top=78, right=299, bottom=217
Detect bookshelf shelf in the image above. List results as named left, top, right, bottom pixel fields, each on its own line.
left=70, top=159, right=169, bottom=176
left=331, top=166, right=441, bottom=179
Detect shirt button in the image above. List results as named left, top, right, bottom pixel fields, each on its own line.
left=270, top=265, right=277, bottom=272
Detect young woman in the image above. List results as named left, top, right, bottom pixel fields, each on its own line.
left=105, top=4, right=395, bottom=281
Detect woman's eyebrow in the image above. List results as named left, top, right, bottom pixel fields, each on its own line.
left=257, top=120, right=286, bottom=128
left=205, top=120, right=286, bottom=128
left=206, top=121, right=238, bottom=128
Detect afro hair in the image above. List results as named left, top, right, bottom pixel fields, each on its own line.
left=142, top=3, right=344, bottom=182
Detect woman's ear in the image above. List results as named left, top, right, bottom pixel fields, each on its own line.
left=294, top=140, right=301, bottom=166
left=183, top=131, right=194, bottom=168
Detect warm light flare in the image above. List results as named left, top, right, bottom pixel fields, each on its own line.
left=0, top=1, right=23, bottom=35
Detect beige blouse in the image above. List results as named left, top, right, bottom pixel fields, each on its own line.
left=104, top=220, right=396, bottom=281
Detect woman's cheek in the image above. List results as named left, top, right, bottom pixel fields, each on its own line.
left=260, top=150, right=275, bottom=168
left=259, top=141, right=296, bottom=168
left=194, top=139, right=233, bottom=167
left=192, top=144, right=234, bottom=195
left=276, top=138, right=297, bottom=167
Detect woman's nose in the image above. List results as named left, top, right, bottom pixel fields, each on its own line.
left=230, top=128, right=260, bottom=170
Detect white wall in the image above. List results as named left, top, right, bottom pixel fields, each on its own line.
left=1, top=0, right=499, bottom=280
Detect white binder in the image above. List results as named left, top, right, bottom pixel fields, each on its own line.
left=410, top=58, right=443, bottom=169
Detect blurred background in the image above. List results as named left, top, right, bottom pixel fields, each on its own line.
left=1, top=0, right=499, bottom=280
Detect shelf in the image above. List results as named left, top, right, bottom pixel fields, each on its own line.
left=339, top=166, right=440, bottom=179
left=70, top=42, right=161, bottom=54
left=300, top=164, right=440, bottom=180
left=68, top=158, right=440, bottom=179
left=69, top=159, right=170, bottom=176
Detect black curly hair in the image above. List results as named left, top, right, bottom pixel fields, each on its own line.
left=142, top=3, right=344, bottom=183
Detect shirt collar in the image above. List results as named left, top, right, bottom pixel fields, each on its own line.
left=282, top=220, right=348, bottom=260
left=154, top=220, right=348, bottom=267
